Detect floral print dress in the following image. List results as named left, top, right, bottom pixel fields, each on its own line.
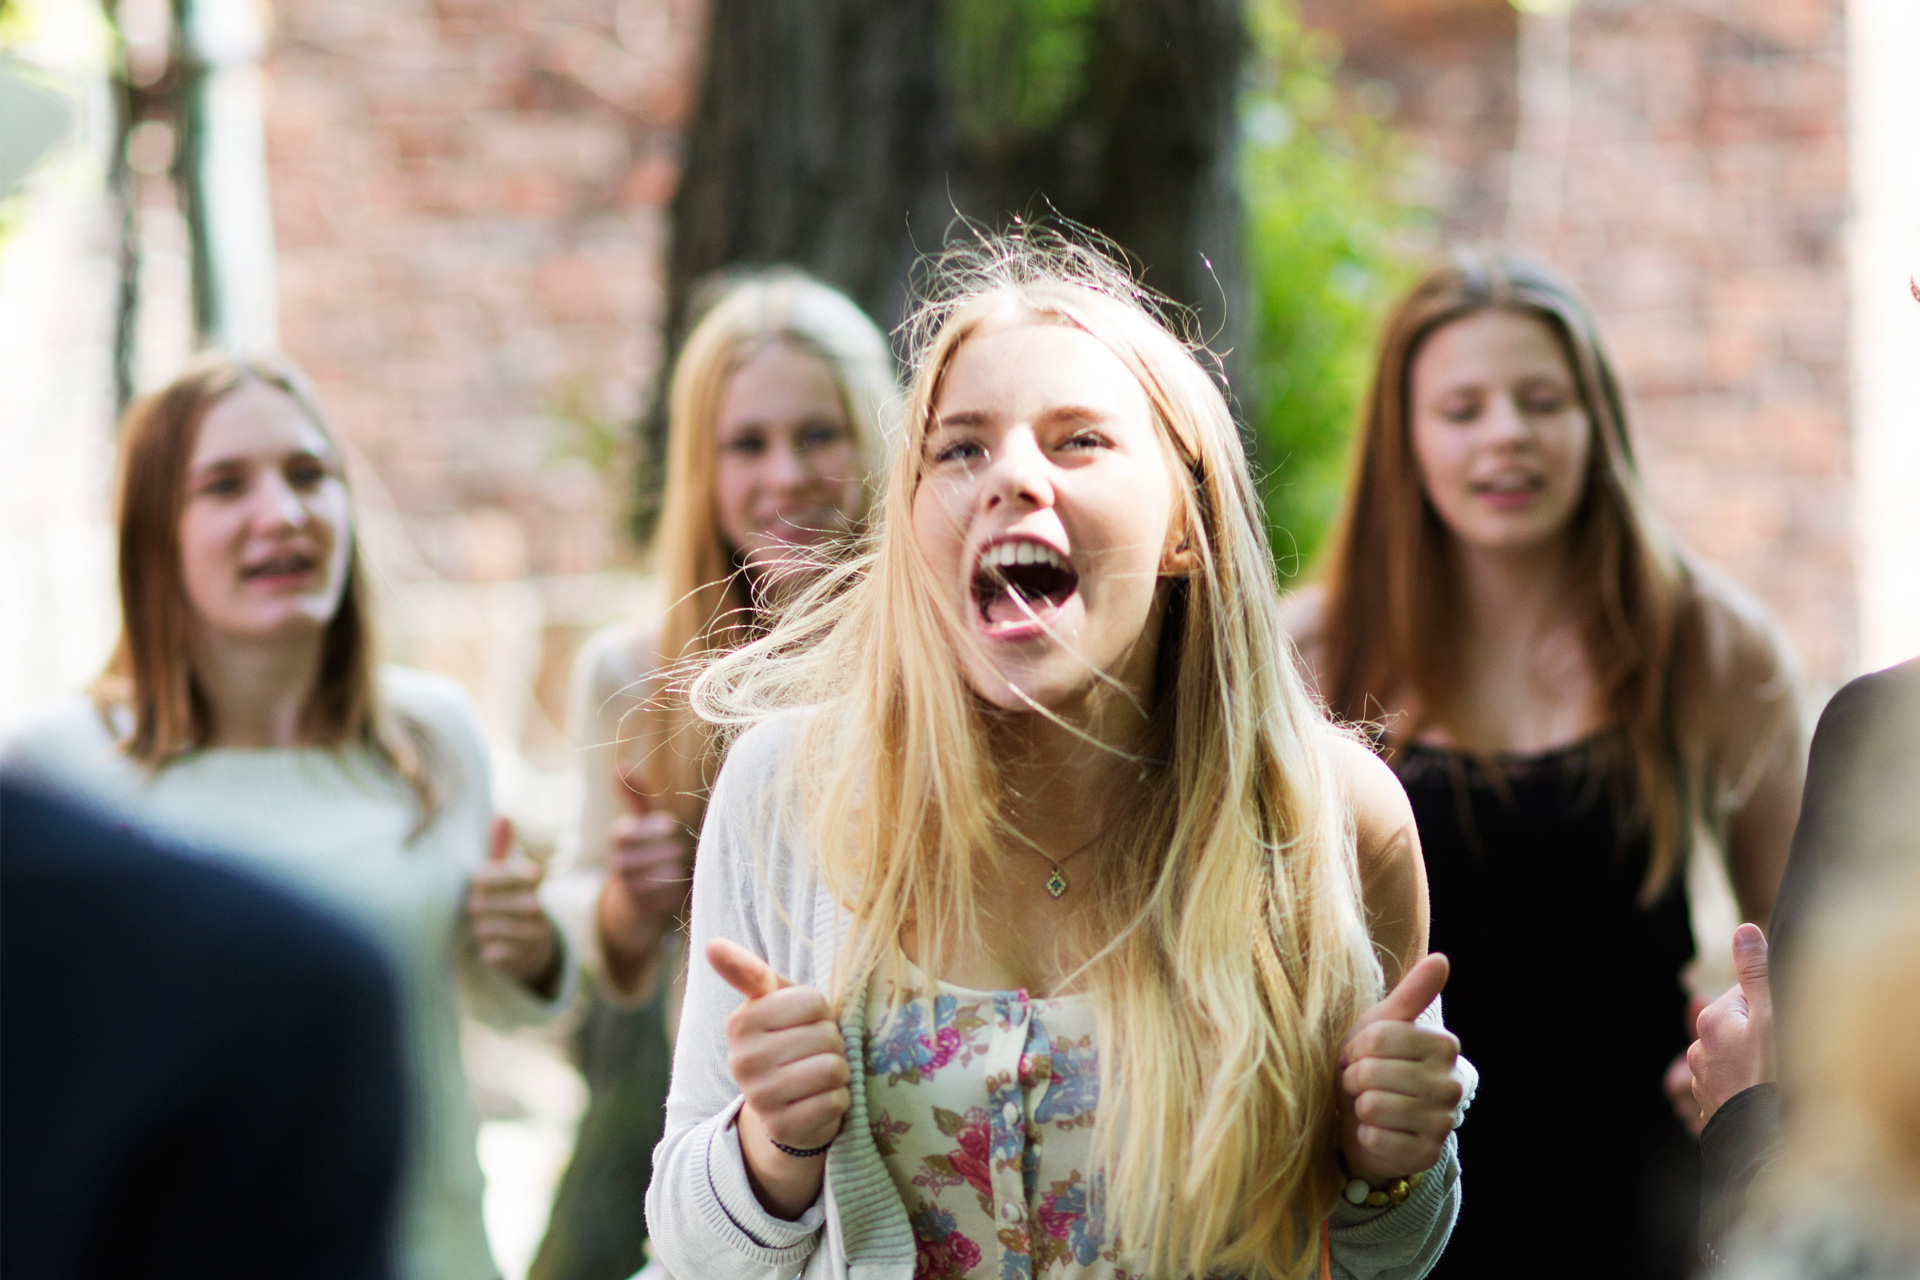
left=862, top=962, right=1142, bottom=1280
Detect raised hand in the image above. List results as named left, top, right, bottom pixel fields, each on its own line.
left=467, top=816, right=561, bottom=994
left=1663, top=995, right=1711, bottom=1138
left=708, top=937, right=850, bottom=1219
left=598, top=764, right=695, bottom=986
left=1338, top=952, right=1463, bottom=1187
left=1686, top=923, right=1775, bottom=1123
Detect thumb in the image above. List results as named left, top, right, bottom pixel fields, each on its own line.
left=1358, top=952, right=1450, bottom=1029
left=488, top=816, right=514, bottom=864
left=1732, top=922, right=1770, bottom=1015
left=707, top=937, right=789, bottom=1001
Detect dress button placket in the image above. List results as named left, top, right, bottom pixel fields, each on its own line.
left=987, top=992, right=1033, bottom=1257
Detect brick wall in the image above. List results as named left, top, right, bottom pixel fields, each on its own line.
left=1298, top=0, right=1519, bottom=243
left=263, top=0, right=702, bottom=586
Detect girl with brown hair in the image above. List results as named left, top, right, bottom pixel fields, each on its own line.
left=3, top=354, right=573, bottom=1280
left=532, top=269, right=893, bottom=1280
left=1285, top=251, right=1805, bottom=1278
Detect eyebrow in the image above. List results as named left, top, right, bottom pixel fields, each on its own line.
left=190, top=448, right=331, bottom=475
left=930, top=404, right=1111, bottom=431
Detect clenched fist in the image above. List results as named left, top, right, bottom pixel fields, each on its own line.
left=1338, top=952, right=1464, bottom=1188
left=708, top=937, right=850, bottom=1219
left=598, top=765, right=694, bottom=992
left=467, top=816, right=561, bottom=996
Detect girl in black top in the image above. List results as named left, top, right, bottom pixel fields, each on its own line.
left=1285, top=251, right=1805, bottom=1279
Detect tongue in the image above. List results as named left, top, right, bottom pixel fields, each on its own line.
left=984, top=585, right=1035, bottom=626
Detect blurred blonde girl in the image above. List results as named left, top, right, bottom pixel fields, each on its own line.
left=534, top=271, right=892, bottom=1280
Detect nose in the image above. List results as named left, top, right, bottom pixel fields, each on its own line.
left=768, top=437, right=811, bottom=494
left=981, top=428, right=1054, bottom=514
left=252, top=471, right=309, bottom=531
left=1485, top=393, right=1534, bottom=446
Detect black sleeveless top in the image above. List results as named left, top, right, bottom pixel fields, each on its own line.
left=1395, top=736, right=1701, bottom=1280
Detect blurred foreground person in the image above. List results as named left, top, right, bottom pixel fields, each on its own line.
left=646, top=236, right=1474, bottom=1280
left=1718, top=860, right=1920, bottom=1279
left=534, top=271, right=891, bottom=1280
left=1, top=775, right=403, bottom=1280
left=1688, top=654, right=1920, bottom=1267
left=2, top=355, right=573, bottom=1280
left=1286, top=251, right=1803, bottom=1280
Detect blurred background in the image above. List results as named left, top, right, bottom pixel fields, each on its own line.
left=2, top=0, right=1915, bottom=1273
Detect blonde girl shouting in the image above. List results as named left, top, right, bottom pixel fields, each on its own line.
left=645, top=239, right=1475, bottom=1280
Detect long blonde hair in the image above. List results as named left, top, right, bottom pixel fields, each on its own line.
left=643, top=269, right=893, bottom=822
left=697, top=237, right=1380, bottom=1277
left=1749, top=860, right=1920, bottom=1247
left=1316, top=250, right=1796, bottom=900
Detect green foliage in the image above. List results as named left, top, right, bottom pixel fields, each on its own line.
left=942, top=0, right=1103, bottom=145
left=548, top=378, right=633, bottom=478
left=1240, top=0, right=1427, bottom=576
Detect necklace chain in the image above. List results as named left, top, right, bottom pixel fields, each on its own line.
left=1032, top=828, right=1107, bottom=900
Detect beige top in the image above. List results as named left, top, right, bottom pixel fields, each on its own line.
left=541, top=620, right=687, bottom=1032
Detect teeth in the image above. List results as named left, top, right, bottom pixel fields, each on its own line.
left=982, top=541, right=1065, bottom=573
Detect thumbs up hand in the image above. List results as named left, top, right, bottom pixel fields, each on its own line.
left=598, top=765, right=695, bottom=987
left=1685, top=923, right=1775, bottom=1123
left=1338, top=953, right=1464, bottom=1186
left=467, top=816, right=562, bottom=996
left=708, top=937, right=850, bottom=1219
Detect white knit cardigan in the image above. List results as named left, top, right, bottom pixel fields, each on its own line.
left=644, top=716, right=1471, bottom=1280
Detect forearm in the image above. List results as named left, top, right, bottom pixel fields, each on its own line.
left=737, top=1103, right=830, bottom=1219
left=596, top=879, right=670, bottom=997
left=646, top=1096, right=826, bottom=1280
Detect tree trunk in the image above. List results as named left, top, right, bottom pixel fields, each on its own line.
left=635, top=0, right=1247, bottom=530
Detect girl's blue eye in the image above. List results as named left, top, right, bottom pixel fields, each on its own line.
left=932, top=439, right=985, bottom=465
left=724, top=435, right=767, bottom=457
left=202, top=474, right=245, bottom=497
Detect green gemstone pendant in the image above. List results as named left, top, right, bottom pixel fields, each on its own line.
left=1046, top=868, right=1068, bottom=898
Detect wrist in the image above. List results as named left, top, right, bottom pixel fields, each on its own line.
left=1336, top=1148, right=1432, bottom=1207
left=597, top=880, right=668, bottom=961
left=524, top=940, right=564, bottom=1000
left=737, top=1105, right=829, bottom=1220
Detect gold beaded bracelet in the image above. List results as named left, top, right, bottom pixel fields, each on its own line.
left=1341, top=1168, right=1425, bottom=1209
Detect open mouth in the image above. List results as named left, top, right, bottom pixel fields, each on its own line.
left=241, top=552, right=319, bottom=582
left=971, top=538, right=1079, bottom=630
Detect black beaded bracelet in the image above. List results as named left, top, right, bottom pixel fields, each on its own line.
left=770, top=1137, right=833, bottom=1159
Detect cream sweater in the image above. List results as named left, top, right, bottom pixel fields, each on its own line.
left=646, top=715, right=1470, bottom=1280
left=2, top=668, right=574, bottom=1280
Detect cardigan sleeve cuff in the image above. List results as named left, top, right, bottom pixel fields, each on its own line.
left=700, top=1095, right=828, bottom=1256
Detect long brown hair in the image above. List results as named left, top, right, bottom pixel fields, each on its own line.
left=96, top=353, right=439, bottom=824
left=1316, top=250, right=1792, bottom=899
left=639, top=269, right=891, bottom=823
